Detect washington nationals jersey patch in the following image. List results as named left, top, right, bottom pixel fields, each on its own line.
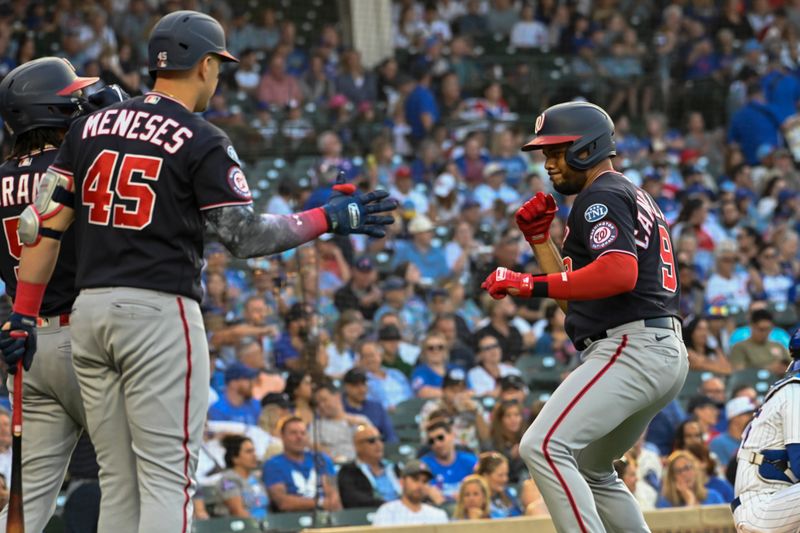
left=589, top=220, right=618, bottom=250
left=227, top=166, right=251, bottom=199
left=584, top=203, right=608, bottom=222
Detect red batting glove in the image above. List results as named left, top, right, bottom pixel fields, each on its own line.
left=516, top=192, right=558, bottom=245
left=481, top=267, right=534, bottom=300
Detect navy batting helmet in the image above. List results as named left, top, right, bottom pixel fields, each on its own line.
left=148, top=10, right=238, bottom=79
left=522, top=101, right=616, bottom=171
left=0, top=57, right=98, bottom=137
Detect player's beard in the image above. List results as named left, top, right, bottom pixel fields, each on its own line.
left=552, top=173, right=587, bottom=195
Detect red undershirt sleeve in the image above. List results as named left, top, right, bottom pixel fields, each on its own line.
left=542, top=252, right=638, bottom=300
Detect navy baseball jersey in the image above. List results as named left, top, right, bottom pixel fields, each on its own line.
left=562, top=171, right=680, bottom=346
left=51, top=92, right=253, bottom=302
left=0, top=148, right=77, bottom=315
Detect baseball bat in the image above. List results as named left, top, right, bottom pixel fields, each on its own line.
left=7, top=348, right=25, bottom=532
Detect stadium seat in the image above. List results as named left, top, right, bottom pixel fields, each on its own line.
left=727, top=368, right=778, bottom=398
left=515, top=354, right=563, bottom=391
left=390, top=397, right=428, bottom=445
left=193, top=517, right=262, bottom=533
left=383, top=442, right=417, bottom=464
left=263, top=511, right=324, bottom=532
left=678, top=370, right=714, bottom=408
left=329, top=506, right=378, bottom=526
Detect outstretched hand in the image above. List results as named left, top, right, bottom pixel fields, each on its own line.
left=323, top=171, right=397, bottom=238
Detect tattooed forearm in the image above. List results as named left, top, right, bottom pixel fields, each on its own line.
left=203, top=204, right=329, bottom=258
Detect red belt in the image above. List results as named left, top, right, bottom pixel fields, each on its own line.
left=36, top=313, right=70, bottom=327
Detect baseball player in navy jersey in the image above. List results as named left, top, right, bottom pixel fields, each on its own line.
left=482, top=101, right=689, bottom=533
left=0, top=57, right=128, bottom=532
left=731, top=329, right=800, bottom=533
left=0, top=10, right=395, bottom=533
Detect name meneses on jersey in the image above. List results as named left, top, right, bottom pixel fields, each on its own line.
left=81, top=108, right=193, bottom=154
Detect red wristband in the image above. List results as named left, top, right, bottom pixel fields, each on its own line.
left=13, top=280, right=46, bottom=317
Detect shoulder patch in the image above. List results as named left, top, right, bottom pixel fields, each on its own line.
left=584, top=203, right=608, bottom=222
left=227, top=145, right=242, bottom=166
left=227, top=166, right=252, bottom=199
left=589, top=220, right=618, bottom=250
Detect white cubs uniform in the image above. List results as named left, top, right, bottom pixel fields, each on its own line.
left=733, top=378, right=800, bottom=533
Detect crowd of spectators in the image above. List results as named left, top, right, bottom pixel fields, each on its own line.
left=2, top=0, right=800, bottom=528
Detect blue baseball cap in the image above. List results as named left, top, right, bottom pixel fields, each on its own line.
left=225, top=362, right=259, bottom=383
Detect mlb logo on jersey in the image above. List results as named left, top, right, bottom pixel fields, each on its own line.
left=589, top=221, right=618, bottom=250
left=584, top=203, right=608, bottom=222
left=157, top=51, right=168, bottom=68
left=144, top=94, right=161, bottom=104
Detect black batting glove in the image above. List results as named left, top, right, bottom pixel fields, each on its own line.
left=0, top=312, right=38, bottom=373
left=322, top=172, right=396, bottom=238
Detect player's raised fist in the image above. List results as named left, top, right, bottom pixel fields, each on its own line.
left=516, top=192, right=558, bottom=245
left=481, top=267, right=534, bottom=300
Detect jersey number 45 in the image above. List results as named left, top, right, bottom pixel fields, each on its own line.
left=83, top=149, right=162, bottom=230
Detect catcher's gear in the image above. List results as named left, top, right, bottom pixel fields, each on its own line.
left=790, top=327, right=800, bottom=360
left=517, top=192, right=558, bottom=245
left=522, top=101, right=616, bottom=171
left=323, top=172, right=396, bottom=238
left=18, top=167, right=74, bottom=245
left=0, top=313, right=38, bottom=373
left=148, top=10, right=238, bottom=79
left=0, top=57, right=98, bottom=137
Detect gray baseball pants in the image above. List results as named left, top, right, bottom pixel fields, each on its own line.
left=520, top=319, right=689, bottom=533
left=70, top=287, right=209, bottom=533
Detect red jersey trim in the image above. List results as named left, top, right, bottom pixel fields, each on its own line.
left=596, top=249, right=637, bottom=259
left=198, top=200, right=254, bottom=211
left=48, top=165, right=73, bottom=176
left=541, top=334, right=628, bottom=533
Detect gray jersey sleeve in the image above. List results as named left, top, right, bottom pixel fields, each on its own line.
left=203, top=204, right=328, bottom=258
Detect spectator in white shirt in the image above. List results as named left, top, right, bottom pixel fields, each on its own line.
left=511, top=4, right=549, bottom=50
left=474, top=163, right=521, bottom=213
left=705, top=241, right=752, bottom=312
left=468, top=335, right=521, bottom=397
left=373, top=460, right=449, bottom=526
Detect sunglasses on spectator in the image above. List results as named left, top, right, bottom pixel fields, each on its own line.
left=479, top=343, right=500, bottom=351
left=358, top=437, right=381, bottom=444
left=425, top=344, right=446, bottom=351
left=674, top=464, right=694, bottom=474
left=427, top=433, right=447, bottom=445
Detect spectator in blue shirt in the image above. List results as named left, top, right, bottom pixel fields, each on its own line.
left=392, top=215, right=449, bottom=283
left=728, top=82, right=783, bottom=165
left=405, top=65, right=439, bottom=141
left=646, top=399, right=687, bottom=456
left=263, top=416, right=342, bottom=512
left=274, top=303, right=311, bottom=371
left=421, top=419, right=478, bottom=501
left=709, top=397, right=756, bottom=467
left=358, top=339, right=412, bottom=410
left=761, top=58, right=800, bottom=123
left=208, top=362, right=261, bottom=426
left=342, top=368, right=398, bottom=443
